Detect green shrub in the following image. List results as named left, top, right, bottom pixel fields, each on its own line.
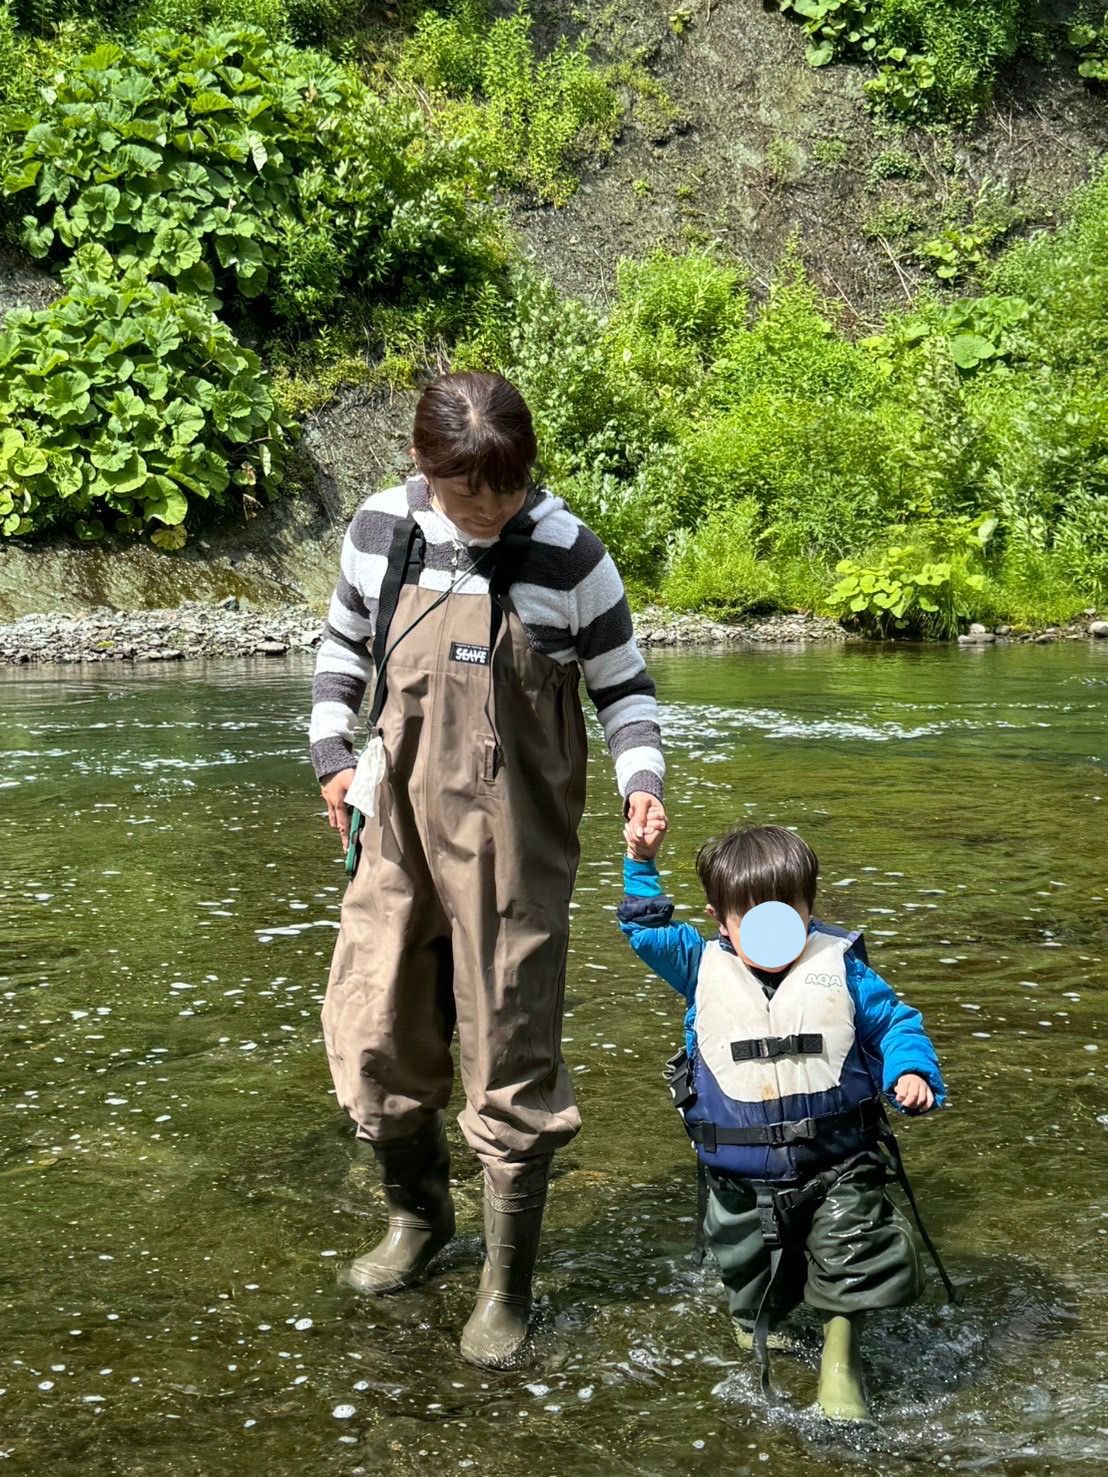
left=826, top=519, right=993, bottom=637
left=1071, top=9, right=1108, bottom=82
left=0, top=244, right=287, bottom=544
left=559, top=459, right=681, bottom=587
left=0, top=5, right=102, bottom=116
left=505, top=270, right=660, bottom=484
left=661, top=499, right=779, bottom=615
left=399, top=1, right=621, bottom=204
left=2, top=25, right=503, bottom=326
left=776, top=0, right=1029, bottom=121
left=610, top=248, right=748, bottom=372
left=129, top=0, right=293, bottom=35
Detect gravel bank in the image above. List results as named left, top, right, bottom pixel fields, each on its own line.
left=631, top=606, right=854, bottom=646
left=0, top=599, right=323, bottom=665
left=0, top=601, right=1104, bottom=666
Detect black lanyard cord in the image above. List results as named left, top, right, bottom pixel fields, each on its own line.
left=367, top=543, right=500, bottom=729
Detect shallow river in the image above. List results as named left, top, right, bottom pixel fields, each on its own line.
left=1, top=643, right=1105, bottom=1477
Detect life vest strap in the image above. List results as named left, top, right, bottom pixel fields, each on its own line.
left=689, top=1096, right=880, bottom=1153
left=730, top=1032, right=824, bottom=1063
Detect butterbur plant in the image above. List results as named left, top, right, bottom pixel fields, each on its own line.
left=1071, top=13, right=1108, bottom=82
left=0, top=245, right=287, bottom=545
left=2, top=28, right=343, bottom=306
left=826, top=523, right=992, bottom=638
left=1, top=25, right=497, bottom=325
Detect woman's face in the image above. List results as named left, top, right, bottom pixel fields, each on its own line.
left=420, top=464, right=528, bottom=540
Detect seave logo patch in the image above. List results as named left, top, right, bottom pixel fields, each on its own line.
left=449, top=641, right=490, bottom=666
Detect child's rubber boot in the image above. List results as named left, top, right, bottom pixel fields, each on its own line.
left=732, top=1319, right=800, bottom=1355
left=460, top=1158, right=550, bottom=1369
left=816, top=1314, right=871, bottom=1423
left=344, top=1114, right=455, bottom=1295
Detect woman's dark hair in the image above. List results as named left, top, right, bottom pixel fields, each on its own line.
left=411, top=371, right=537, bottom=496
left=696, top=824, right=819, bottom=918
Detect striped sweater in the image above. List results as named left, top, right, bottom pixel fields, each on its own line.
left=310, top=476, right=665, bottom=800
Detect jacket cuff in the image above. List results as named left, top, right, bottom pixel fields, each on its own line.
left=617, top=896, right=675, bottom=928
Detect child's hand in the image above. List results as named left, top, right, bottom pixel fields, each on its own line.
left=625, top=823, right=661, bottom=861
left=893, top=1073, right=935, bottom=1112
left=625, top=793, right=667, bottom=861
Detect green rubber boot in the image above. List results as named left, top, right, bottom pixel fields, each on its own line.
left=460, top=1159, right=550, bottom=1369
left=816, top=1314, right=871, bottom=1423
left=344, top=1115, right=455, bottom=1295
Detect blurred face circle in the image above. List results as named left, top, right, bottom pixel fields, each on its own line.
left=424, top=471, right=527, bottom=540
left=733, top=900, right=810, bottom=972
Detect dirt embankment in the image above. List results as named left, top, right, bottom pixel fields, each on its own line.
left=521, top=0, right=1108, bottom=327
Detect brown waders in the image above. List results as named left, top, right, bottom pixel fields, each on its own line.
left=323, top=543, right=587, bottom=1367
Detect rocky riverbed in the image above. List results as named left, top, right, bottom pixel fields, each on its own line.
left=1, top=600, right=1105, bottom=666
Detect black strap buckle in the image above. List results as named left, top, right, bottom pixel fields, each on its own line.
left=662, top=1049, right=696, bottom=1109
left=762, top=1116, right=816, bottom=1146
left=755, top=1187, right=783, bottom=1248
left=730, top=1033, right=824, bottom=1063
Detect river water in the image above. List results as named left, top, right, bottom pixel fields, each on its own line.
left=1, top=644, right=1105, bottom=1476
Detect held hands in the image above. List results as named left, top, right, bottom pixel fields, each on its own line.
left=321, top=767, right=356, bottom=853
left=625, top=792, right=668, bottom=861
left=893, top=1073, right=935, bottom=1112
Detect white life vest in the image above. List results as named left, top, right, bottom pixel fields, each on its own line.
left=675, top=931, right=879, bottom=1180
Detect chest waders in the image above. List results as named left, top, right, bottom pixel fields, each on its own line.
left=322, top=509, right=588, bottom=1369
left=670, top=933, right=959, bottom=1405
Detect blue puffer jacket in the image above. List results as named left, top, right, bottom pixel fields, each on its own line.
left=618, top=858, right=946, bottom=1181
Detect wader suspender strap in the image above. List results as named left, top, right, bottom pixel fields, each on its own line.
left=854, top=1038, right=961, bottom=1308
left=481, top=519, right=534, bottom=772
left=345, top=517, right=425, bottom=876
left=486, top=524, right=533, bottom=650
left=750, top=1163, right=851, bottom=1397
left=878, top=1115, right=961, bottom=1305
left=693, top=1160, right=709, bottom=1267
left=367, top=516, right=425, bottom=727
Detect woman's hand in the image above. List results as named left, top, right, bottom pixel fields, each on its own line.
left=625, top=792, right=667, bottom=861
left=321, top=767, right=356, bottom=852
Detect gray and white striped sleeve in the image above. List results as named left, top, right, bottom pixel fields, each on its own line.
left=309, top=515, right=386, bottom=782
left=566, top=532, right=665, bottom=801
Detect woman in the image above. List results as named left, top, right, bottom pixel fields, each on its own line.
left=311, top=371, right=667, bottom=1367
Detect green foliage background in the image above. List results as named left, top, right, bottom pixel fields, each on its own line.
left=0, top=0, right=1105, bottom=632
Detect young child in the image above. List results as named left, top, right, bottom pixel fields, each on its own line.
left=618, top=822, right=945, bottom=1421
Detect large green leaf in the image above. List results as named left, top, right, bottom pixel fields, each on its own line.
left=145, top=488, right=189, bottom=525
left=10, top=446, right=49, bottom=477
left=151, top=523, right=188, bottom=550
left=164, top=400, right=207, bottom=445
left=950, top=334, right=995, bottom=370
left=100, top=450, right=148, bottom=491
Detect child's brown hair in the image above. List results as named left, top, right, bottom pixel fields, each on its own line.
left=696, top=824, right=819, bottom=918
